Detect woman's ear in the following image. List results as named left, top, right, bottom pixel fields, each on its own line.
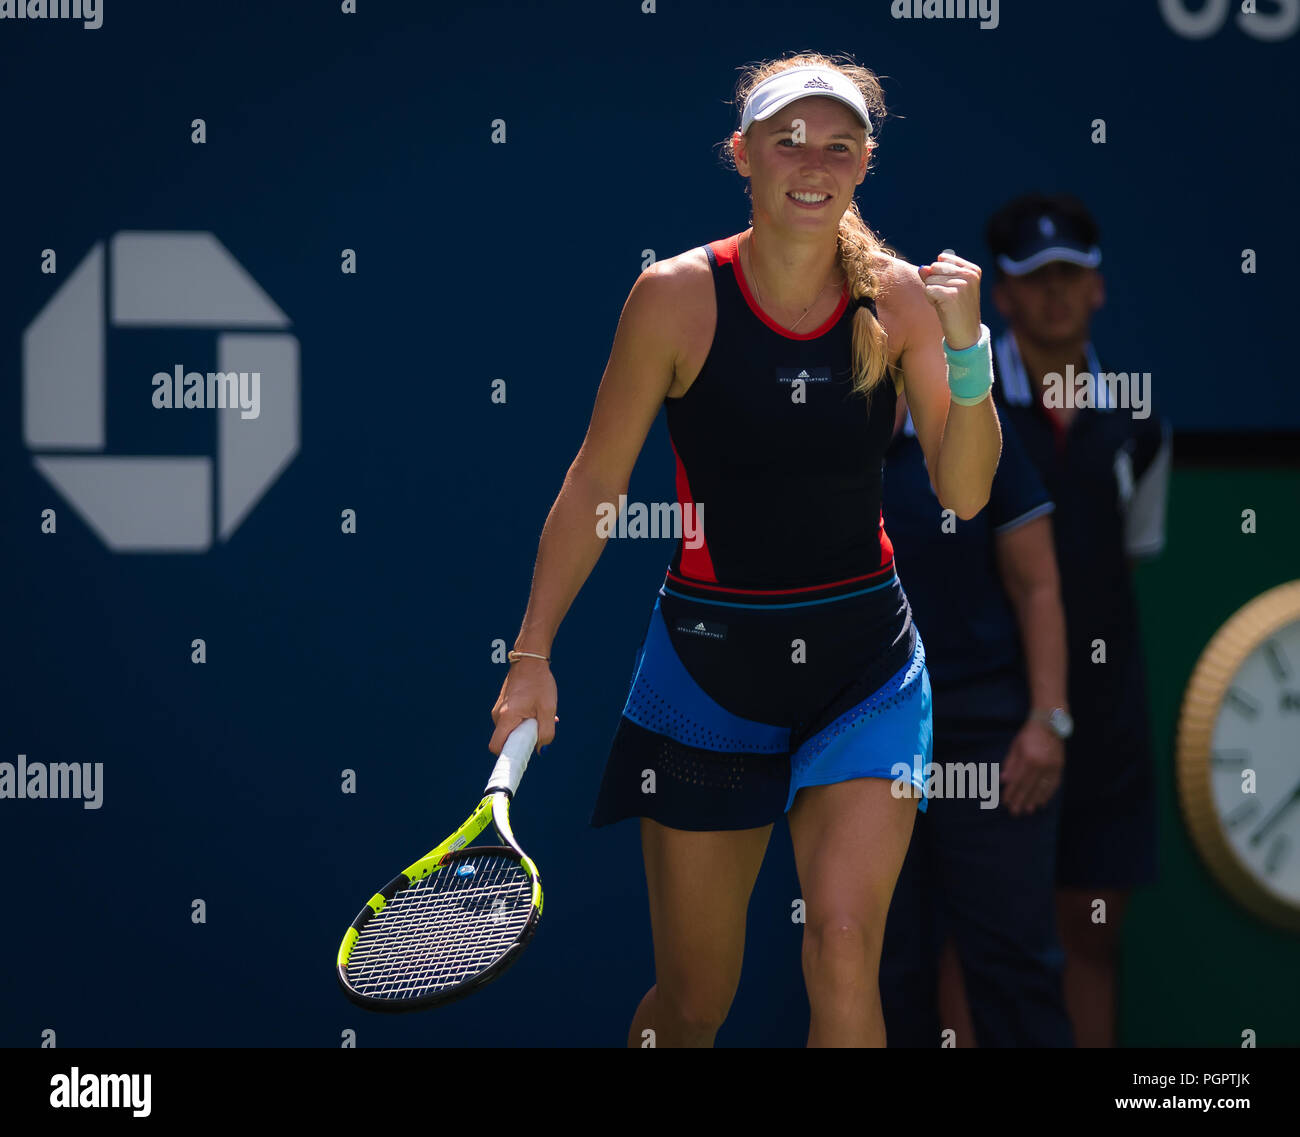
left=732, top=130, right=749, bottom=176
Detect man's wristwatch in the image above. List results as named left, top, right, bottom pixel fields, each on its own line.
left=1030, top=706, right=1074, bottom=740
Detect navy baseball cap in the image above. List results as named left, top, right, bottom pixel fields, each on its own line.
left=985, top=193, right=1102, bottom=276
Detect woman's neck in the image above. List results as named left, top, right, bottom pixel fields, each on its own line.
left=743, top=225, right=843, bottom=311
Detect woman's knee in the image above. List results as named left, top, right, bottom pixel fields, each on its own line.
left=802, top=917, right=883, bottom=988
left=652, top=973, right=740, bottom=1033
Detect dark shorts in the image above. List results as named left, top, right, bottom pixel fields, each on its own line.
left=881, top=722, right=1072, bottom=1048
left=590, top=582, right=933, bottom=832
left=1055, top=760, right=1159, bottom=889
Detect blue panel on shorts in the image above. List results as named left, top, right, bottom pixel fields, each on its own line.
left=786, top=633, right=933, bottom=813
left=621, top=596, right=789, bottom=753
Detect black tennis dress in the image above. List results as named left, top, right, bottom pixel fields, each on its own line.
left=590, top=231, right=933, bottom=831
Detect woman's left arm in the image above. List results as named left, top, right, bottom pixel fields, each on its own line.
left=894, top=253, right=1001, bottom=519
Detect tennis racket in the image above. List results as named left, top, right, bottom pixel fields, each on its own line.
left=336, top=717, right=543, bottom=1012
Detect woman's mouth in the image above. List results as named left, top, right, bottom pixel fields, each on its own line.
left=787, top=191, right=832, bottom=209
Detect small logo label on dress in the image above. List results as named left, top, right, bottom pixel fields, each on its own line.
left=776, top=366, right=832, bottom=385
left=675, top=618, right=727, bottom=641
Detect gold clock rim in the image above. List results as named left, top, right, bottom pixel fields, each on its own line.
left=1175, top=579, right=1300, bottom=934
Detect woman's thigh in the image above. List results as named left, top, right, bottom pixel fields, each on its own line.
left=639, top=817, right=773, bottom=1006
left=788, top=777, right=919, bottom=947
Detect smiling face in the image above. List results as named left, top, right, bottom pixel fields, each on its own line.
left=993, top=261, right=1105, bottom=346
left=733, top=95, right=871, bottom=231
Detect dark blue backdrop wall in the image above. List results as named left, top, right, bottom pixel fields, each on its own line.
left=2, top=1, right=1296, bottom=1048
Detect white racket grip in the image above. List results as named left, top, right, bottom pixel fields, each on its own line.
left=486, top=717, right=539, bottom=796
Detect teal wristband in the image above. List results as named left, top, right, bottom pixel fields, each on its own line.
left=943, top=323, right=993, bottom=405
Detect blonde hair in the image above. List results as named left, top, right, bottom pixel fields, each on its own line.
left=719, top=51, right=898, bottom=400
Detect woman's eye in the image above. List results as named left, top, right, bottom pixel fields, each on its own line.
left=778, top=139, right=849, bottom=151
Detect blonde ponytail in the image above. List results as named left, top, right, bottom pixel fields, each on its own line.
left=837, top=199, right=897, bottom=401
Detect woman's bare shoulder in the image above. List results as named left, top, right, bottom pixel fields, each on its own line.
left=638, top=247, right=714, bottom=393
left=871, top=248, right=924, bottom=305
left=649, top=244, right=711, bottom=291
left=869, top=249, right=931, bottom=353
left=613, top=246, right=709, bottom=344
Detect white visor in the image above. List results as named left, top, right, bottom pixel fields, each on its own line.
left=739, top=67, right=872, bottom=137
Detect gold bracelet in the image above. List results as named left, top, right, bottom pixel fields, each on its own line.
left=508, top=650, right=550, bottom=663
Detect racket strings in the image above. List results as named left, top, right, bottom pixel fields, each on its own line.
left=346, top=853, right=535, bottom=1001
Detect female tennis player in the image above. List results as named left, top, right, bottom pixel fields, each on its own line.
left=489, top=51, right=1001, bottom=1047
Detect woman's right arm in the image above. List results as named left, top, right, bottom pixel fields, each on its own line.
left=488, top=264, right=682, bottom=755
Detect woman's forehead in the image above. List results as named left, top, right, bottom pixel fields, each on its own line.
left=767, top=95, right=862, bottom=131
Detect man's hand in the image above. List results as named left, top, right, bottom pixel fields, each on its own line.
left=1000, top=718, right=1065, bottom=816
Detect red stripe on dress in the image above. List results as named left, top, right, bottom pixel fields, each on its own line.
left=670, top=434, right=717, bottom=582
left=878, top=509, right=894, bottom=566
left=664, top=562, right=895, bottom=595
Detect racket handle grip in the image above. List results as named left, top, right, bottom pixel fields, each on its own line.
left=486, top=717, right=539, bottom=796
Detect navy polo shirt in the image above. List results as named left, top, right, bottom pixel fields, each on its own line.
left=884, top=402, right=1054, bottom=729
left=991, top=329, right=1172, bottom=800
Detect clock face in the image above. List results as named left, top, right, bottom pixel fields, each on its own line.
left=1209, top=618, right=1300, bottom=908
